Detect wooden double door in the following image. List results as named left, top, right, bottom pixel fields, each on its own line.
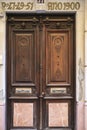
left=6, top=13, right=75, bottom=130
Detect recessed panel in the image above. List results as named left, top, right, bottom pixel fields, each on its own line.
left=12, top=33, right=35, bottom=84
left=13, top=103, right=33, bottom=127
left=46, top=31, right=70, bottom=85
left=48, top=103, right=68, bottom=127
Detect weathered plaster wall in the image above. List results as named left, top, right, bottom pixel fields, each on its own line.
left=0, top=4, right=6, bottom=129
left=85, top=0, right=87, bottom=130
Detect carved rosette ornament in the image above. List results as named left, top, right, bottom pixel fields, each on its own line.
left=54, top=36, right=64, bottom=53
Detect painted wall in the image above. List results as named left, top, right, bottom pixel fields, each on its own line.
left=0, top=0, right=86, bottom=129
left=85, top=0, right=87, bottom=130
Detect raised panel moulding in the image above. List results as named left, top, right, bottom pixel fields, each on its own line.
left=15, top=34, right=33, bottom=82
left=13, top=103, right=33, bottom=127
left=46, top=31, right=70, bottom=85
left=12, top=32, right=35, bottom=85
left=48, top=103, right=68, bottom=127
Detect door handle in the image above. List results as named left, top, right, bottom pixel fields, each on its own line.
left=39, top=92, right=45, bottom=98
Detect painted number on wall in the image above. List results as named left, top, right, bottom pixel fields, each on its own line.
left=1, top=2, right=33, bottom=10
left=48, top=2, right=80, bottom=10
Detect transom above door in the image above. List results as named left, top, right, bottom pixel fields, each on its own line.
left=6, top=13, right=75, bottom=130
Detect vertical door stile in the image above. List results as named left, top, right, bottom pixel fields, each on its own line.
left=39, top=16, right=43, bottom=130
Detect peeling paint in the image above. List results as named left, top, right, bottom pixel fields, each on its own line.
left=0, top=89, right=4, bottom=100
left=78, top=58, right=84, bottom=101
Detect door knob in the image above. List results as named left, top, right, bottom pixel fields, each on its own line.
left=42, top=92, right=45, bottom=96
left=39, top=92, right=45, bottom=98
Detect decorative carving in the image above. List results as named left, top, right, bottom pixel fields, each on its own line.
left=14, top=23, right=33, bottom=29
left=16, top=36, right=28, bottom=80
left=53, top=36, right=64, bottom=53
left=39, top=16, right=43, bottom=31
left=32, top=17, right=39, bottom=23
left=56, top=22, right=61, bottom=27
left=9, top=17, right=15, bottom=21
left=43, top=17, right=49, bottom=23
left=46, top=21, right=72, bottom=29
left=19, top=37, right=28, bottom=47
left=8, top=17, right=38, bottom=29
left=15, top=34, right=33, bottom=82
left=53, top=36, right=64, bottom=79
left=47, top=31, right=70, bottom=84
left=21, top=22, right=25, bottom=28
left=56, top=68, right=62, bottom=79
left=67, top=17, right=73, bottom=22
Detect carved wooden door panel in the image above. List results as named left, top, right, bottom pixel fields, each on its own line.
left=6, top=13, right=75, bottom=130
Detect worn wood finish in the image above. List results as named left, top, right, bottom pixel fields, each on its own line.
left=6, top=13, right=75, bottom=130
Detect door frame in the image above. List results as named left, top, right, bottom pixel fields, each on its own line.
left=6, top=12, right=76, bottom=130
